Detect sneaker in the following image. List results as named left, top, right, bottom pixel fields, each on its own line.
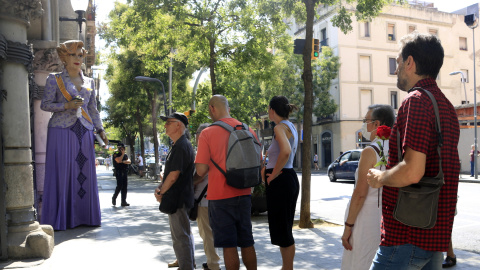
left=202, top=263, right=210, bottom=270
left=112, top=196, right=116, bottom=206
left=121, top=202, right=130, bottom=207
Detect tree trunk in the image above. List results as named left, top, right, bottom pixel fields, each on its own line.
left=299, top=0, right=315, bottom=229
left=135, top=105, right=145, bottom=163
left=209, top=37, right=217, bottom=95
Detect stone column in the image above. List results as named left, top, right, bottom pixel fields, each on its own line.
left=0, top=0, right=54, bottom=259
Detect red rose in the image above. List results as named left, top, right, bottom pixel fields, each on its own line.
left=376, top=125, right=391, bottom=140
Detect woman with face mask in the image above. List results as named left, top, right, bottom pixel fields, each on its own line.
left=341, top=104, right=395, bottom=270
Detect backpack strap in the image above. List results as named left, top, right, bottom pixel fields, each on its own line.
left=209, top=120, right=233, bottom=177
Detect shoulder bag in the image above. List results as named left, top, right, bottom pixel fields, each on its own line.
left=393, top=87, right=444, bottom=229
left=188, top=184, right=208, bottom=221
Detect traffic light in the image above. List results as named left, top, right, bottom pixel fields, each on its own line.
left=357, top=131, right=363, bottom=142
left=311, top=38, right=320, bottom=60
left=293, top=39, right=306, bottom=54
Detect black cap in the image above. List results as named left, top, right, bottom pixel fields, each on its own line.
left=117, top=143, right=125, bottom=148
left=160, top=112, right=188, bottom=127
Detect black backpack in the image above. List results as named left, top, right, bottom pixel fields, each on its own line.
left=210, top=121, right=262, bottom=189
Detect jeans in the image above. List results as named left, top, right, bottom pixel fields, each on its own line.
left=471, top=161, right=474, bottom=176
left=370, top=244, right=443, bottom=270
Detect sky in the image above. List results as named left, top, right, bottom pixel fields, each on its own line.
left=430, top=0, right=479, bottom=12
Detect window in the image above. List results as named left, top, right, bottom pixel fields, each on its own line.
left=365, top=22, right=370, bottom=37
left=429, top=29, right=438, bottom=36
left=388, top=23, right=396, bottom=41
left=359, top=56, right=371, bottom=82
left=460, top=69, right=469, bottom=83
left=360, top=89, right=372, bottom=117
left=351, top=151, right=361, bottom=161
left=460, top=37, right=468, bottom=50
left=360, top=22, right=370, bottom=38
left=389, top=57, right=397, bottom=75
left=391, top=91, right=398, bottom=109
left=320, top=28, right=328, bottom=46
left=408, top=25, right=416, bottom=33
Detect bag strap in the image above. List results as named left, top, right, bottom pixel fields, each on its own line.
left=397, top=87, right=443, bottom=178
left=370, top=144, right=381, bottom=156
left=54, top=74, right=93, bottom=124
left=195, top=184, right=208, bottom=203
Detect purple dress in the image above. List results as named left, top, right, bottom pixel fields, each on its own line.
left=40, top=70, right=103, bottom=230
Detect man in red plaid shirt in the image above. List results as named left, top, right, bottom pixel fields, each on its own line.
left=367, top=32, right=460, bottom=269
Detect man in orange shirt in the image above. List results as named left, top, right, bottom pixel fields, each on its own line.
left=194, top=95, right=259, bottom=270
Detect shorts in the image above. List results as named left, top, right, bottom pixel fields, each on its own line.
left=138, top=165, right=144, bottom=170
left=208, top=195, right=254, bottom=248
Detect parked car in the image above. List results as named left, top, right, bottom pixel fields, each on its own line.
left=327, top=149, right=363, bottom=182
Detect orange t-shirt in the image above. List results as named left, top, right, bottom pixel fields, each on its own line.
left=195, top=118, right=260, bottom=200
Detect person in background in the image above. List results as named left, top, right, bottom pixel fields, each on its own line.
left=40, top=40, right=107, bottom=230
left=194, top=95, right=259, bottom=270
left=112, top=143, right=131, bottom=207
left=155, top=112, right=195, bottom=270
left=367, top=32, right=460, bottom=269
left=469, top=144, right=479, bottom=177
left=105, top=155, right=111, bottom=171
left=137, top=153, right=145, bottom=178
left=194, top=123, right=221, bottom=270
left=313, top=153, right=319, bottom=170
left=264, top=96, right=299, bottom=270
left=341, top=104, right=395, bottom=270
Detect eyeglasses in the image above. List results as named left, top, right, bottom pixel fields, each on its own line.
left=68, top=53, right=84, bottom=58
left=165, top=120, right=179, bottom=125
left=362, top=118, right=377, bottom=123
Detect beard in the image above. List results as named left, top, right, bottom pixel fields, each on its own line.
left=397, top=76, right=408, bottom=91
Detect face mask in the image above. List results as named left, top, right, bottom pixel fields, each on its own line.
left=361, top=122, right=372, bottom=140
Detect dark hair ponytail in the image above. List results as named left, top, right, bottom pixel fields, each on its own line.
left=269, top=96, right=298, bottom=118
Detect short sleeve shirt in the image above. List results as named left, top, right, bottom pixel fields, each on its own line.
left=195, top=118, right=259, bottom=200
left=164, top=135, right=195, bottom=209
left=383, top=78, right=460, bottom=251
left=113, top=152, right=128, bottom=171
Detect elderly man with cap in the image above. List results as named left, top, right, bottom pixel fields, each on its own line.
left=112, top=143, right=131, bottom=206
left=155, top=112, right=195, bottom=270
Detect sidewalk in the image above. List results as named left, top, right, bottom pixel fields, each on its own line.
left=1, top=167, right=479, bottom=269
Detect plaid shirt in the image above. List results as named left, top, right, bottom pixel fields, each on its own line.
left=383, top=78, right=460, bottom=251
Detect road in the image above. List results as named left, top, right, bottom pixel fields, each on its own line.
left=305, top=172, right=480, bottom=255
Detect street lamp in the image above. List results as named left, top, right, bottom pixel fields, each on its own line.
left=134, top=76, right=168, bottom=114
left=59, top=0, right=89, bottom=34
left=135, top=76, right=168, bottom=180
left=465, top=11, right=479, bottom=179
left=449, top=71, right=468, bottom=104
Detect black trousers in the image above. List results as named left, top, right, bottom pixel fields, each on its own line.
left=265, top=168, right=299, bottom=247
left=113, top=169, right=128, bottom=203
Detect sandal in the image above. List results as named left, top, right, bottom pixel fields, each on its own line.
left=168, top=260, right=179, bottom=268
left=442, top=255, right=456, bottom=268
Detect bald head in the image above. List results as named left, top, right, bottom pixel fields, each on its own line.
left=208, top=95, right=230, bottom=121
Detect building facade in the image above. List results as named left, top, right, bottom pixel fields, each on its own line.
left=1, top=0, right=96, bottom=260
left=291, top=2, right=479, bottom=168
